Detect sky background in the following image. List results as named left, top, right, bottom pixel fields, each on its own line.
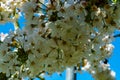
left=0, top=1, right=120, bottom=80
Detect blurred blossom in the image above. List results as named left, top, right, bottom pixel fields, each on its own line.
left=0, top=0, right=120, bottom=79
left=0, top=33, right=8, bottom=41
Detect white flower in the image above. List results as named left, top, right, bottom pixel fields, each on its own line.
left=0, top=0, right=120, bottom=79
left=110, top=70, right=116, bottom=78
left=81, top=60, right=91, bottom=71
left=0, top=33, right=8, bottom=41
left=105, top=44, right=114, bottom=53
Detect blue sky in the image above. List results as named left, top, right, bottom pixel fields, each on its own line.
left=110, top=30, right=120, bottom=79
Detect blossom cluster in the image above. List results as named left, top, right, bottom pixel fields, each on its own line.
left=0, top=0, right=120, bottom=79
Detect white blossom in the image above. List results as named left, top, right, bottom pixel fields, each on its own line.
left=0, top=0, right=120, bottom=79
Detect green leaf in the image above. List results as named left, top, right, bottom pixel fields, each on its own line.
left=14, top=20, right=20, bottom=30
left=112, top=0, right=117, bottom=3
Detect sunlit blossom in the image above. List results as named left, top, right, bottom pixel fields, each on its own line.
left=0, top=0, right=120, bottom=79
